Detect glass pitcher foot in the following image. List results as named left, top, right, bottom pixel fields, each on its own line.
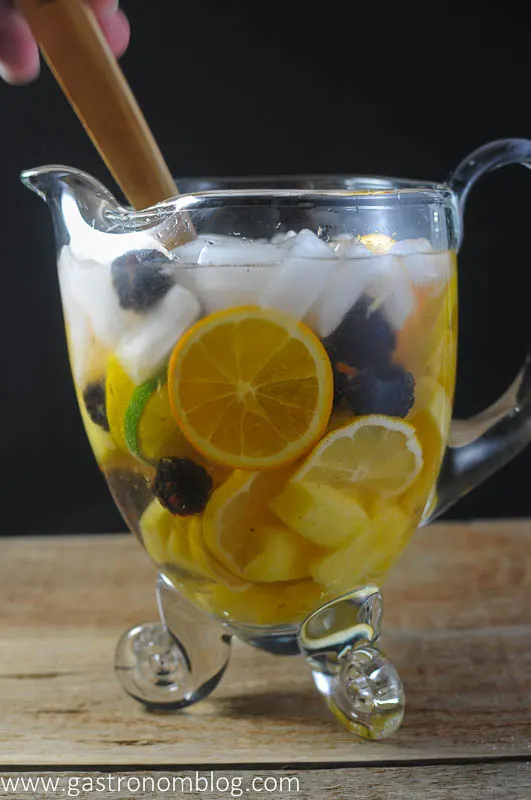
left=298, top=586, right=405, bottom=740
left=329, top=645, right=405, bottom=740
left=115, top=574, right=231, bottom=710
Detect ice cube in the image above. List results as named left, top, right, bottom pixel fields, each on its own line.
left=197, top=242, right=284, bottom=266
left=331, top=234, right=358, bottom=257
left=66, top=258, right=135, bottom=347
left=182, top=266, right=272, bottom=314
left=344, top=242, right=376, bottom=258
left=311, top=257, right=376, bottom=337
left=404, top=252, right=452, bottom=291
left=117, top=284, right=200, bottom=384
left=58, top=255, right=92, bottom=385
left=271, top=230, right=297, bottom=245
left=366, top=257, right=417, bottom=330
left=171, top=237, right=207, bottom=264
left=58, top=249, right=112, bottom=386
left=390, top=238, right=449, bottom=290
left=287, top=229, right=335, bottom=258
left=390, top=238, right=433, bottom=255
left=404, top=252, right=450, bottom=290
left=59, top=246, right=137, bottom=349
left=260, top=230, right=337, bottom=319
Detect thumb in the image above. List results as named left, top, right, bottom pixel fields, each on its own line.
left=0, top=2, right=39, bottom=84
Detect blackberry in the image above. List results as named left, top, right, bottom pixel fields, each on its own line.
left=83, top=381, right=109, bottom=431
left=153, top=457, right=213, bottom=516
left=111, top=249, right=174, bottom=313
left=325, top=296, right=396, bottom=369
left=346, top=364, right=415, bottom=418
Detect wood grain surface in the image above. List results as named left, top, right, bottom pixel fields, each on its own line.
left=0, top=521, right=529, bottom=768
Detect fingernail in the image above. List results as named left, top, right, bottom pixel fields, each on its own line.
left=0, top=63, right=15, bottom=83
left=0, top=61, right=40, bottom=84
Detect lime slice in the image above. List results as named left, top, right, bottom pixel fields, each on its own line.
left=107, top=354, right=195, bottom=466
left=123, top=371, right=164, bottom=462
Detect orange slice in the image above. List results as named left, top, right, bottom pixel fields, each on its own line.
left=168, top=306, right=333, bottom=469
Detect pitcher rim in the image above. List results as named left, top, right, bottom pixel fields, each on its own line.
left=21, top=164, right=455, bottom=216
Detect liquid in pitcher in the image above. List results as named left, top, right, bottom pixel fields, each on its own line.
left=62, top=230, right=457, bottom=627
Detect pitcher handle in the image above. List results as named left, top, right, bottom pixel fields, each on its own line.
left=428, top=139, right=531, bottom=521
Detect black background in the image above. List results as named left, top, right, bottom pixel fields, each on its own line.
left=0, top=1, right=530, bottom=534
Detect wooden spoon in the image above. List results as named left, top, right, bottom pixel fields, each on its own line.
left=16, top=0, right=178, bottom=211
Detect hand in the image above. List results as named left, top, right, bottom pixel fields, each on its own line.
left=0, top=0, right=130, bottom=84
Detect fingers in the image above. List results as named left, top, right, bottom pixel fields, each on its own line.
left=0, top=1, right=40, bottom=84
left=89, top=0, right=119, bottom=14
left=0, top=0, right=130, bottom=85
left=90, top=2, right=130, bottom=59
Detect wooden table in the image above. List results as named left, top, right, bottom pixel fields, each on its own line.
left=0, top=521, right=530, bottom=798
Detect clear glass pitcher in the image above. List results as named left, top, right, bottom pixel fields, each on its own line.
left=21, top=139, right=531, bottom=740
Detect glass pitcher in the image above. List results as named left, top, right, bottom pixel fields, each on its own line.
left=21, top=139, right=531, bottom=740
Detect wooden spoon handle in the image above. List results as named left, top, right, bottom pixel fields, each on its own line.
left=16, top=0, right=177, bottom=209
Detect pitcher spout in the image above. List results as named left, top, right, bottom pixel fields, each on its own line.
left=20, top=165, right=177, bottom=261
left=21, top=165, right=118, bottom=207
left=21, top=165, right=131, bottom=251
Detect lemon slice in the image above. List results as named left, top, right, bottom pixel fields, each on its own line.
left=311, top=505, right=412, bottom=596
left=187, top=515, right=250, bottom=589
left=203, top=469, right=319, bottom=582
left=293, top=415, right=423, bottom=498
left=168, top=306, right=333, bottom=470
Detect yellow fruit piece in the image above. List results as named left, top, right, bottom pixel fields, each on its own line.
left=76, top=387, right=120, bottom=470
left=166, top=519, right=197, bottom=575
left=106, top=355, right=133, bottom=454
left=140, top=499, right=212, bottom=580
left=203, top=469, right=318, bottom=582
left=360, top=233, right=395, bottom=254
left=243, top=526, right=316, bottom=582
left=66, top=318, right=109, bottom=388
left=195, top=578, right=324, bottom=626
left=413, top=378, right=452, bottom=448
left=404, top=380, right=451, bottom=517
left=106, top=355, right=194, bottom=463
left=312, top=505, right=413, bottom=595
left=270, top=481, right=369, bottom=548
left=293, top=415, right=423, bottom=498
left=187, top=515, right=249, bottom=588
left=425, top=267, right=458, bottom=398
left=168, top=306, right=334, bottom=470
left=139, top=498, right=180, bottom=565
